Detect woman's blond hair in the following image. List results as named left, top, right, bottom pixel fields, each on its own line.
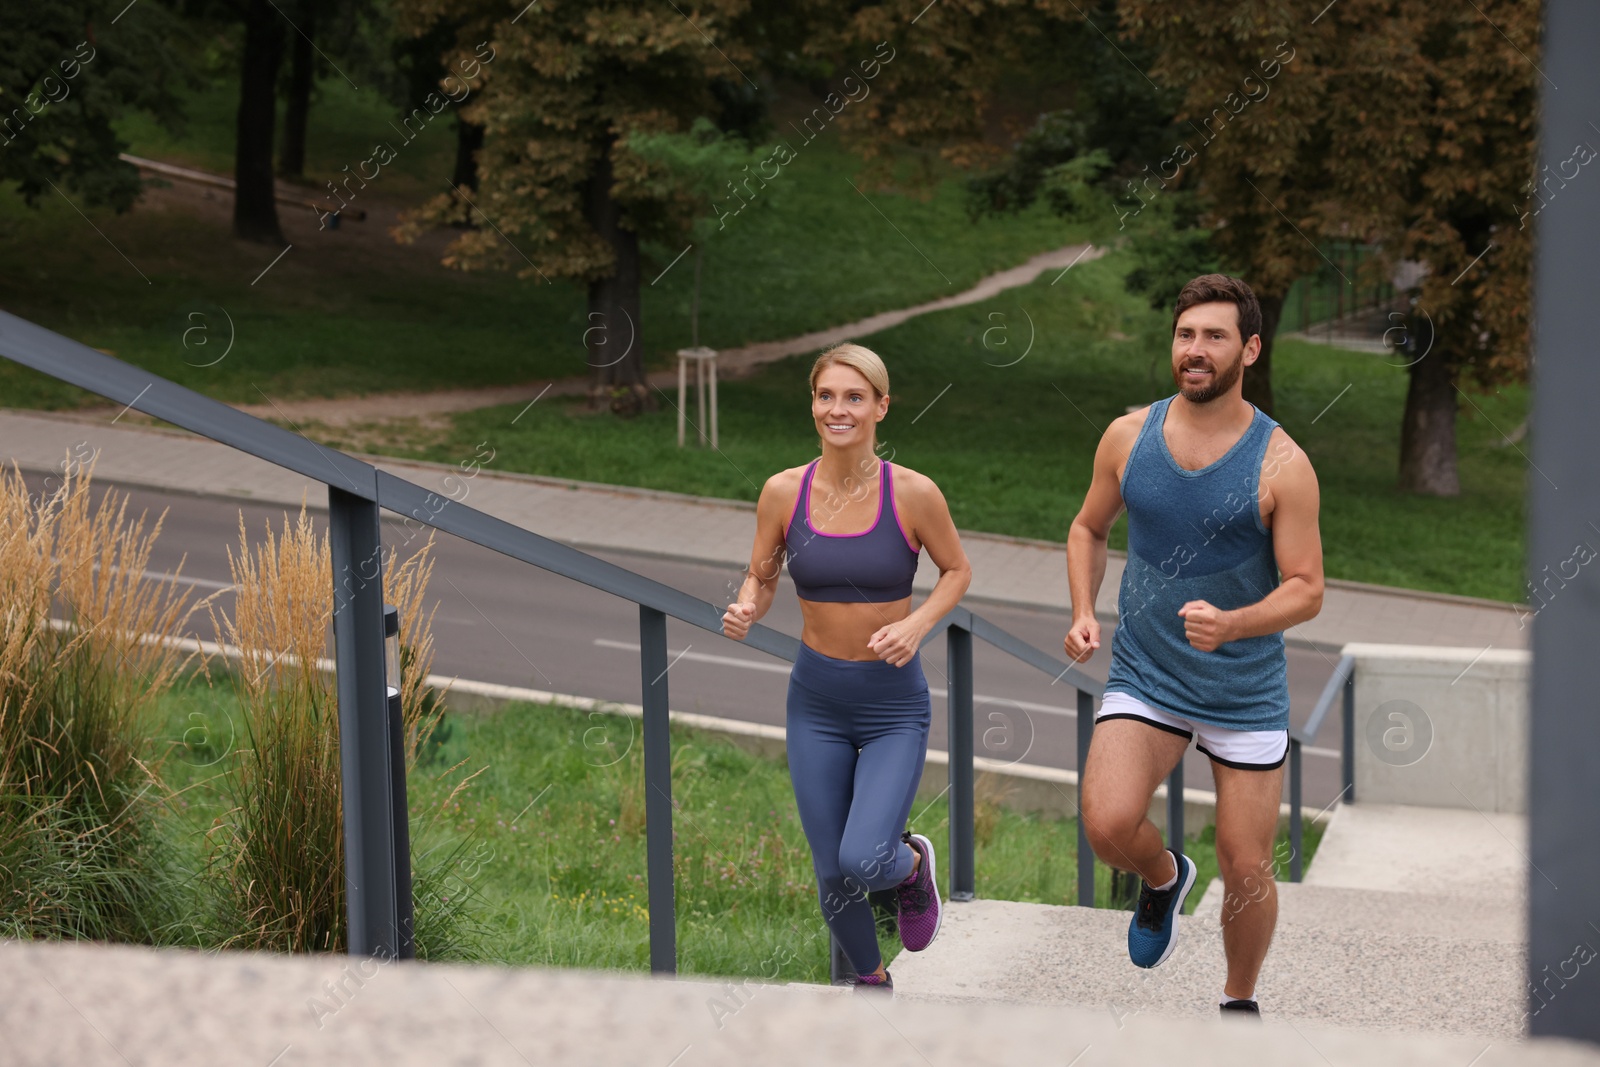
left=809, top=343, right=890, bottom=399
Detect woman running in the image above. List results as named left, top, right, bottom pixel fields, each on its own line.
left=722, top=343, right=972, bottom=993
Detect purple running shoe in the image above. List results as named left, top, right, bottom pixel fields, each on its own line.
left=895, top=831, right=942, bottom=952
left=853, top=970, right=893, bottom=995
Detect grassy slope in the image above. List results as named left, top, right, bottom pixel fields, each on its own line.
left=0, top=75, right=1073, bottom=407
left=151, top=678, right=1320, bottom=979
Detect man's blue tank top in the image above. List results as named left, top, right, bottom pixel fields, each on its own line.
left=1105, top=396, right=1290, bottom=732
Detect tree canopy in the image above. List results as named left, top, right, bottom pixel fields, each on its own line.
left=0, top=0, right=191, bottom=212
left=390, top=0, right=760, bottom=409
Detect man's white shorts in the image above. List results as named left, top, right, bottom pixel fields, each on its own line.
left=1097, top=691, right=1288, bottom=771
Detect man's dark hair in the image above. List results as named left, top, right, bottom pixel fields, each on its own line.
left=1172, top=274, right=1262, bottom=344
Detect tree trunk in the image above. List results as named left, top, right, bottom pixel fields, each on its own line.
left=1242, top=291, right=1282, bottom=418
left=1397, top=349, right=1460, bottom=495
left=235, top=0, right=286, bottom=243
left=278, top=8, right=314, bottom=180
left=690, top=245, right=703, bottom=349
left=452, top=118, right=484, bottom=192
left=584, top=136, right=652, bottom=414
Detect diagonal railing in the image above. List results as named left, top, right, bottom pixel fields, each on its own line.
left=1286, top=653, right=1355, bottom=883
left=0, top=308, right=1191, bottom=973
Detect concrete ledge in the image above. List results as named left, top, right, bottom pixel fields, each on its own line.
left=1344, top=642, right=1529, bottom=813
left=0, top=939, right=1588, bottom=1066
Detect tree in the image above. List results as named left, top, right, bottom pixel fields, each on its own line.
left=798, top=0, right=1079, bottom=187
left=224, top=0, right=379, bottom=235
left=1318, top=2, right=1542, bottom=495
left=1119, top=0, right=1535, bottom=491
left=1116, top=0, right=1337, bottom=417
left=276, top=2, right=314, bottom=179
left=232, top=0, right=287, bottom=242
left=0, top=0, right=191, bottom=211
left=390, top=10, right=485, bottom=193
left=391, top=0, right=761, bottom=412
left=275, top=0, right=382, bottom=182
left=628, top=118, right=776, bottom=350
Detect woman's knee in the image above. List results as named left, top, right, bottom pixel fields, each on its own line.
left=838, top=835, right=907, bottom=893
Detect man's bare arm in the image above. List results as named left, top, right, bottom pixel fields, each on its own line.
left=1179, top=431, right=1324, bottom=650
left=1065, top=414, right=1139, bottom=661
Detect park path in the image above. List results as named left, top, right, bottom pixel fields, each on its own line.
left=205, top=241, right=1106, bottom=429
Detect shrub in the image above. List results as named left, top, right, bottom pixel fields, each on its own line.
left=0, top=462, right=197, bottom=941
left=207, top=507, right=470, bottom=954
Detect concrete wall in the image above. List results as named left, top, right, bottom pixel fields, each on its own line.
left=1345, top=642, right=1529, bottom=814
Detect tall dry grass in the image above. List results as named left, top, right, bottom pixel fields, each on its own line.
left=209, top=505, right=462, bottom=953
left=0, top=461, right=197, bottom=940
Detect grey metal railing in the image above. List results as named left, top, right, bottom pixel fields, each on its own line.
left=0, top=308, right=1184, bottom=975
left=1286, top=653, right=1355, bottom=883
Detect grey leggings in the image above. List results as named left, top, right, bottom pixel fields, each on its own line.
left=785, top=641, right=931, bottom=974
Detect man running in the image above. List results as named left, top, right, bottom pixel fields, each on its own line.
left=1063, top=273, right=1324, bottom=1018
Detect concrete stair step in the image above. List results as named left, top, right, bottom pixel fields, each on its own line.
left=1191, top=878, right=1525, bottom=944
left=1305, top=802, right=1527, bottom=899
left=892, top=897, right=1522, bottom=1038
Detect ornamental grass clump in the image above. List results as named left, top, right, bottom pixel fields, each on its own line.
left=208, top=506, right=465, bottom=954
left=0, top=462, right=197, bottom=941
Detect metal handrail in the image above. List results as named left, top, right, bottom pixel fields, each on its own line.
left=1286, top=653, right=1355, bottom=882
left=0, top=308, right=1180, bottom=976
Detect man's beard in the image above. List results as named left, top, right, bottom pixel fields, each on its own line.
left=1172, top=352, right=1243, bottom=404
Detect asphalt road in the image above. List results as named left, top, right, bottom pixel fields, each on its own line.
left=64, top=477, right=1348, bottom=809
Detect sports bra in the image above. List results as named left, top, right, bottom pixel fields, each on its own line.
left=784, top=459, right=920, bottom=603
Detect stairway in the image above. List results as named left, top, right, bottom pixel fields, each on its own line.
left=891, top=802, right=1527, bottom=1038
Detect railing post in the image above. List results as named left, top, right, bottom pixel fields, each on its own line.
left=329, top=486, right=405, bottom=959
left=1289, top=739, right=1304, bottom=883
left=1076, top=689, right=1095, bottom=907
left=383, top=605, right=415, bottom=959
left=639, top=605, right=677, bottom=974
left=828, top=933, right=854, bottom=985
left=1342, top=666, right=1356, bottom=803
left=1165, top=759, right=1184, bottom=860
left=946, top=624, right=975, bottom=902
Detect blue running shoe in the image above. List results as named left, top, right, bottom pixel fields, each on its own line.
left=1127, top=849, right=1197, bottom=969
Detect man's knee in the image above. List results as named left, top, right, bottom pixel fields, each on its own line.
left=1216, top=838, right=1276, bottom=910
left=1081, top=795, right=1147, bottom=864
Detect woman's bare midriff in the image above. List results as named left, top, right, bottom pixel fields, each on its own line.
left=798, top=597, right=914, bottom=660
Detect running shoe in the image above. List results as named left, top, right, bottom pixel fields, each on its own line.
left=1219, top=999, right=1261, bottom=1018
left=895, top=831, right=942, bottom=952
left=853, top=970, right=893, bottom=996
left=1127, top=848, right=1197, bottom=969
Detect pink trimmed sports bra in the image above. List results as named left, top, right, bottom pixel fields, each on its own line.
left=783, top=460, right=920, bottom=603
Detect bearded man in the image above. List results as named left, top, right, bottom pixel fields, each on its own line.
left=1063, top=273, right=1325, bottom=1019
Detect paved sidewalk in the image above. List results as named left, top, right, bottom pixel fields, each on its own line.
left=0, top=408, right=1527, bottom=651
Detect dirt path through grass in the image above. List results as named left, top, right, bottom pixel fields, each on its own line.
left=92, top=239, right=1103, bottom=429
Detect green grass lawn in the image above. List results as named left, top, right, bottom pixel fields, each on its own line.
left=0, top=72, right=1076, bottom=408
left=414, top=252, right=1530, bottom=603
left=150, top=676, right=1320, bottom=979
